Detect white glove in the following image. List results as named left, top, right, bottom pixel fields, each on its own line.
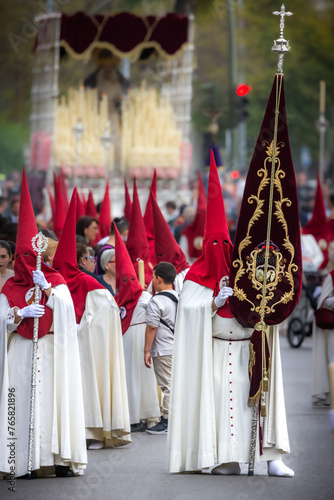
left=313, top=286, right=322, bottom=301
left=17, top=304, right=45, bottom=319
left=323, top=296, right=334, bottom=309
left=214, top=287, right=234, bottom=309
left=32, top=270, right=51, bottom=291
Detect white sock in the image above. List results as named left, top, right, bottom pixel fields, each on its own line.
left=212, top=462, right=241, bottom=475
left=88, top=439, right=104, bottom=450
left=268, top=459, right=294, bottom=477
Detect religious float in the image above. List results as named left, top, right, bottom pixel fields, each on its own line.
left=29, top=11, right=194, bottom=190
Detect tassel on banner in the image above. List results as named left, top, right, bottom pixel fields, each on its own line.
left=263, top=372, right=269, bottom=392
left=247, top=329, right=270, bottom=408
left=261, top=393, right=267, bottom=418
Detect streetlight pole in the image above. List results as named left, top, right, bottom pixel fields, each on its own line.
left=46, top=0, right=54, bottom=14
left=72, top=118, right=85, bottom=187
left=316, top=80, right=328, bottom=184
left=227, top=0, right=238, bottom=170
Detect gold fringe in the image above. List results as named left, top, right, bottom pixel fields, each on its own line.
left=249, top=341, right=256, bottom=379
left=59, top=39, right=189, bottom=64
left=247, top=382, right=261, bottom=407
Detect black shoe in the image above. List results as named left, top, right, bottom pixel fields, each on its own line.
left=131, top=421, right=147, bottom=432
left=55, top=465, right=75, bottom=477
left=146, top=416, right=168, bottom=434
left=18, top=471, right=37, bottom=479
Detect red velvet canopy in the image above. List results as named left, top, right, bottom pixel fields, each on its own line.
left=34, top=11, right=189, bottom=62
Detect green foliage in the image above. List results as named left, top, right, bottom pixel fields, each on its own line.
left=0, top=120, right=28, bottom=174
left=190, top=0, right=334, bottom=171
left=241, top=0, right=334, bottom=170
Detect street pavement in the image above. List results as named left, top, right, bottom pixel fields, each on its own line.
left=1, top=334, right=334, bottom=500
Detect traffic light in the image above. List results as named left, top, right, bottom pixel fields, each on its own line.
left=235, top=84, right=252, bottom=97
left=235, top=84, right=251, bottom=123
left=237, top=96, right=249, bottom=121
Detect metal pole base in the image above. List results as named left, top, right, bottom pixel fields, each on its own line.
left=248, top=402, right=259, bottom=477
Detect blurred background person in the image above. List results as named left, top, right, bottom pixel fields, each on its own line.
left=97, top=248, right=117, bottom=295
left=77, top=242, right=97, bottom=279
left=95, top=217, right=129, bottom=274
left=76, top=216, right=99, bottom=246
left=0, top=240, right=14, bottom=292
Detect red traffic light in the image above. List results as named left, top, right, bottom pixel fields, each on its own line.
left=236, top=84, right=252, bottom=97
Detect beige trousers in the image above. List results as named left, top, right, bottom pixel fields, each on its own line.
left=152, top=354, right=172, bottom=419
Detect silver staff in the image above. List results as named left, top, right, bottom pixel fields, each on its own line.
left=248, top=5, right=293, bottom=476
left=27, top=232, right=48, bottom=479
left=248, top=403, right=259, bottom=476
left=272, top=4, right=293, bottom=74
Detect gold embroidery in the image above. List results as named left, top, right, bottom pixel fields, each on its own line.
left=232, top=138, right=298, bottom=317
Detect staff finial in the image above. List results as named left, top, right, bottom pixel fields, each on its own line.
left=272, top=4, right=293, bottom=74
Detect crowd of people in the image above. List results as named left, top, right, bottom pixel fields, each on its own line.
left=0, top=158, right=334, bottom=481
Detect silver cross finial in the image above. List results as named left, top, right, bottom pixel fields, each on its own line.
left=272, top=4, right=293, bottom=74
left=273, top=5, right=293, bottom=37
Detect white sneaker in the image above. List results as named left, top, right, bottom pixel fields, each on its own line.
left=268, top=459, right=294, bottom=477
left=88, top=440, right=104, bottom=450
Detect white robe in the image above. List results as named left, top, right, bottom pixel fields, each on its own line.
left=78, top=288, right=131, bottom=447
left=0, top=284, right=87, bottom=477
left=178, top=235, right=192, bottom=264
left=174, top=268, right=189, bottom=295
left=167, top=280, right=290, bottom=473
left=312, top=273, right=334, bottom=405
left=147, top=268, right=189, bottom=296
left=122, top=291, right=161, bottom=425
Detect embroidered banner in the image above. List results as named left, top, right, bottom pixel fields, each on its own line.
left=229, top=75, right=302, bottom=328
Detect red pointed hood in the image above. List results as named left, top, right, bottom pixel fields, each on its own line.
left=85, top=190, right=98, bottom=218
left=304, top=173, right=327, bottom=229
left=143, top=169, right=157, bottom=264
left=53, top=190, right=104, bottom=324
left=126, top=178, right=153, bottom=286
left=2, top=167, right=65, bottom=339
left=81, top=192, right=87, bottom=210
left=182, top=172, right=207, bottom=259
left=99, top=181, right=112, bottom=239
left=197, top=171, right=207, bottom=211
left=59, top=167, right=69, bottom=212
left=186, top=151, right=233, bottom=317
left=74, top=188, right=86, bottom=222
left=85, top=190, right=101, bottom=244
left=150, top=191, right=189, bottom=274
left=114, top=225, right=143, bottom=334
left=303, top=173, right=332, bottom=269
left=53, top=173, right=68, bottom=239
left=53, top=190, right=78, bottom=272
left=124, top=177, right=132, bottom=221
left=46, top=185, right=56, bottom=225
